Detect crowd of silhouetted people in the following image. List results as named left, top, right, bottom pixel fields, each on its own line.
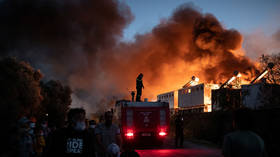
left=12, top=107, right=268, bottom=157
left=17, top=117, right=51, bottom=157
left=15, top=108, right=139, bottom=157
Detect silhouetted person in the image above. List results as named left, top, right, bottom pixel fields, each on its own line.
left=88, top=120, right=96, bottom=130
left=131, top=91, right=135, bottom=102
left=99, top=115, right=104, bottom=124
left=18, top=117, right=33, bottom=157
left=47, top=108, right=94, bottom=157
left=88, top=120, right=97, bottom=157
left=222, top=108, right=267, bottom=157
left=136, top=73, right=144, bottom=102
left=95, top=111, right=121, bottom=157
left=175, top=113, right=184, bottom=148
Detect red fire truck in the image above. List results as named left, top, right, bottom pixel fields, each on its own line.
left=115, top=100, right=170, bottom=145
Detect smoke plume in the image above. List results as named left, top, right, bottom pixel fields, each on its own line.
left=0, top=1, right=256, bottom=113
left=243, top=29, right=280, bottom=60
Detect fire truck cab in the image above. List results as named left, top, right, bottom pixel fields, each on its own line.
left=115, top=100, right=170, bottom=145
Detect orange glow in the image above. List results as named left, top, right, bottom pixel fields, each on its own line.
left=227, top=76, right=236, bottom=85
left=237, top=73, right=242, bottom=77
left=174, top=90, right=178, bottom=108
left=139, top=58, right=257, bottom=102
left=63, top=6, right=259, bottom=114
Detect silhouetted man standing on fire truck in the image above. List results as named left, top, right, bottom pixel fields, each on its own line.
left=136, top=73, right=144, bottom=102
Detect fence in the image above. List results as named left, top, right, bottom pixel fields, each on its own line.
left=171, top=109, right=280, bottom=157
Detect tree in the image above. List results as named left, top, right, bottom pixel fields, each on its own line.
left=0, top=57, right=43, bottom=121
left=0, top=57, right=43, bottom=154
left=40, top=80, right=72, bottom=128
left=259, top=53, right=280, bottom=84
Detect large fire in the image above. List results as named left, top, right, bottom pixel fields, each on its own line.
left=94, top=4, right=257, bottom=103
left=0, top=0, right=260, bottom=112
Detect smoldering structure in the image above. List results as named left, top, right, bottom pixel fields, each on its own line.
left=158, top=63, right=280, bottom=113
left=0, top=1, right=257, bottom=113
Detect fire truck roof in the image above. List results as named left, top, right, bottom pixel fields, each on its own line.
left=116, top=100, right=169, bottom=107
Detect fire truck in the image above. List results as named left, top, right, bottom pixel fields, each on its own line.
left=115, top=100, right=170, bottom=145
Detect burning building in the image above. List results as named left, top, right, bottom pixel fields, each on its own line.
left=211, top=88, right=242, bottom=111
left=178, top=83, right=219, bottom=112
left=212, top=63, right=280, bottom=111
left=241, top=83, right=280, bottom=109
left=158, top=63, right=280, bottom=113
left=0, top=1, right=267, bottom=113
left=211, top=71, right=243, bottom=111
left=157, top=76, right=219, bottom=112
left=241, top=63, right=280, bottom=109
left=157, top=91, right=178, bottom=110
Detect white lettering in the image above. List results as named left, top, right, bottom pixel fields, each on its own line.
left=66, top=138, right=83, bottom=154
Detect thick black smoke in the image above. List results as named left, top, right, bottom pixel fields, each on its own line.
left=0, top=0, right=132, bottom=80
left=0, top=0, right=133, bottom=111
left=0, top=1, right=257, bottom=113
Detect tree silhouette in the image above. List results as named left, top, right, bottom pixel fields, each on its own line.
left=40, top=80, right=72, bottom=128
left=260, top=53, right=280, bottom=84
left=0, top=57, right=43, bottom=154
